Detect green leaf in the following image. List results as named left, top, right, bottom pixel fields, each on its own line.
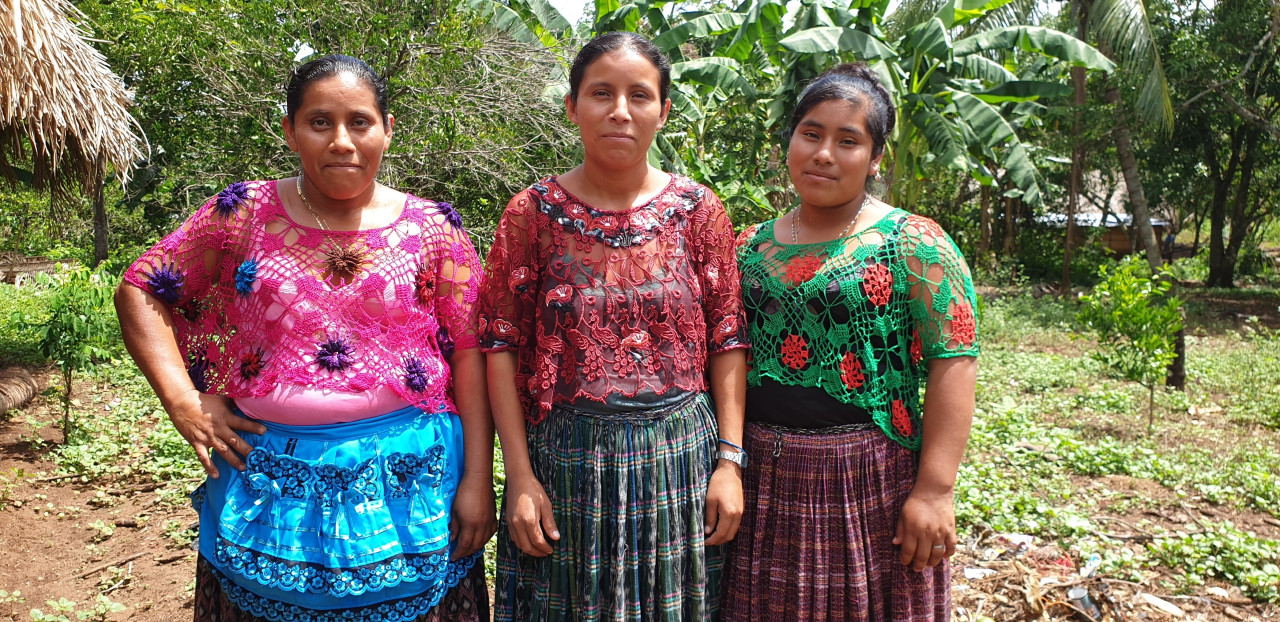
left=909, top=103, right=968, bottom=172
left=961, top=55, right=1016, bottom=84
left=652, top=13, right=747, bottom=52
left=904, top=18, right=950, bottom=60
left=671, top=57, right=758, bottom=98
left=936, top=0, right=1016, bottom=28
left=971, top=80, right=1072, bottom=103
left=953, top=26, right=1116, bottom=72
left=518, top=0, right=571, bottom=33
left=464, top=0, right=538, bottom=43
left=777, top=26, right=896, bottom=60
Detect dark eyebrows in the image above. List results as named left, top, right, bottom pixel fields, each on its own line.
left=583, top=79, right=657, bottom=93
left=798, top=118, right=866, bottom=137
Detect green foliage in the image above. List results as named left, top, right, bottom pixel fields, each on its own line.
left=1147, top=521, right=1280, bottom=602
left=11, top=267, right=121, bottom=440
left=1016, top=226, right=1115, bottom=286
left=1076, top=257, right=1183, bottom=427
left=0, top=284, right=49, bottom=367
left=28, top=595, right=125, bottom=622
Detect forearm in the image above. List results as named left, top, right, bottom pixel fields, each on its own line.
left=114, top=282, right=200, bottom=413
left=915, top=356, right=978, bottom=495
left=450, top=348, right=495, bottom=480
left=708, top=349, right=747, bottom=450
left=486, top=351, right=535, bottom=479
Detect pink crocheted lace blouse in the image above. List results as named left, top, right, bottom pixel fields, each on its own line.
left=122, top=180, right=481, bottom=417
left=478, top=175, right=749, bottom=423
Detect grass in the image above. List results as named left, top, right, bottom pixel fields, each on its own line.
left=3, top=282, right=1279, bottom=602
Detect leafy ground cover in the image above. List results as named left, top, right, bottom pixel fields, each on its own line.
left=0, top=282, right=1278, bottom=620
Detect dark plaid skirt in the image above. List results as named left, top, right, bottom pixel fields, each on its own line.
left=494, top=393, right=722, bottom=622
left=722, top=422, right=950, bottom=621
left=194, top=555, right=489, bottom=622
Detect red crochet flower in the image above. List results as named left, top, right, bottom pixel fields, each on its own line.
left=911, top=328, right=924, bottom=365
left=414, top=262, right=434, bottom=306
left=780, top=334, right=810, bottom=370
left=891, top=399, right=913, bottom=437
left=783, top=255, right=822, bottom=286
left=951, top=304, right=977, bottom=346
left=862, top=263, right=893, bottom=306
left=840, top=352, right=865, bottom=390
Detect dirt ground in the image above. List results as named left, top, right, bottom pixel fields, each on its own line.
left=0, top=376, right=1278, bottom=621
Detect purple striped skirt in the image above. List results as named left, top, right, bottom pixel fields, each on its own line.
left=721, top=422, right=950, bottom=621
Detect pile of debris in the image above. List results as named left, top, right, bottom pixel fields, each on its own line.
left=952, top=531, right=1274, bottom=621
left=0, top=251, right=72, bottom=284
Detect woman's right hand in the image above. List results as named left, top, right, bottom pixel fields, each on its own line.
left=504, top=473, right=560, bottom=557
left=167, top=392, right=266, bottom=478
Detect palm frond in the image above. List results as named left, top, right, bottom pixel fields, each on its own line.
left=1090, top=0, right=1173, bottom=133
left=962, top=0, right=1045, bottom=37
left=885, top=0, right=947, bottom=42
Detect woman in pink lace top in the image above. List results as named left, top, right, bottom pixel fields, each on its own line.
left=114, top=55, right=496, bottom=622
left=479, top=33, right=750, bottom=621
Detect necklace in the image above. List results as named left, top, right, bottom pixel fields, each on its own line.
left=791, top=193, right=871, bottom=244
left=296, top=175, right=328, bottom=231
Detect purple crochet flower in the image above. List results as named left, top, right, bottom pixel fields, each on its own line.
left=234, top=258, right=258, bottom=295
left=404, top=357, right=430, bottom=393
left=215, top=182, right=250, bottom=218
left=436, top=201, right=463, bottom=229
left=145, top=264, right=185, bottom=305
left=436, top=326, right=455, bottom=360
left=315, top=337, right=354, bottom=372
left=187, top=353, right=212, bottom=393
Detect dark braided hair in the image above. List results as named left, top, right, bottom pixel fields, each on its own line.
left=789, top=63, right=896, bottom=156
left=286, top=54, right=389, bottom=124
left=568, top=32, right=671, bottom=103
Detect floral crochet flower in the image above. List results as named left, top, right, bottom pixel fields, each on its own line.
left=188, top=352, right=212, bottom=393
left=214, top=182, right=250, bottom=218
left=951, top=304, right=977, bottom=346
left=239, top=348, right=265, bottom=381
left=862, top=263, right=893, bottom=307
left=839, top=352, right=865, bottom=390
left=910, top=328, right=923, bottom=365
left=783, top=255, right=822, bottom=286
left=436, top=326, right=455, bottom=360
left=404, top=357, right=430, bottom=392
left=415, top=262, right=434, bottom=306
left=435, top=201, right=464, bottom=229
left=891, top=399, right=913, bottom=437
left=145, top=264, right=185, bottom=305
left=780, top=334, right=810, bottom=370
left=315, top=337, right=355, bottom=372
left=234, top=258, right=258, bottom=295
left=322, top=242, right=369, bottom=286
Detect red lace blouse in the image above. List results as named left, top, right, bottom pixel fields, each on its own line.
left=478, top=175, right=749, bottom=423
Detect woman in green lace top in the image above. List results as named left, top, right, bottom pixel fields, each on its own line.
left=722, top=63, right=979, bottom=621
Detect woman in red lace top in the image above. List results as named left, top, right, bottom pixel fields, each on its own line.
left=479, top=32, right=750, bottom=621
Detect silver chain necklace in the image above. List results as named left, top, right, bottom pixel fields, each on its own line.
left=791, top=193, right=871, bottom=244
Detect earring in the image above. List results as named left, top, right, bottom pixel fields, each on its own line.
left=874, top=171, right=883, bottom=181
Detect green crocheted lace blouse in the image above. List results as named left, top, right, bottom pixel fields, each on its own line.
left=737, top=208, right=979, bottom=450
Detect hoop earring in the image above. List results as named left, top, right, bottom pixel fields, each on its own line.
left=874, top=171, right=883, bottom=181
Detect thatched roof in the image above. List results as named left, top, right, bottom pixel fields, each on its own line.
left=0, top=0, right=145, bottom=188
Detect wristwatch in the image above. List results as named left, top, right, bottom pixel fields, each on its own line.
left=716, top=450, right=747, bottom=469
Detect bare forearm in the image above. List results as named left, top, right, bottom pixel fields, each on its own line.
left=114, top=283, right=199, bottom=413
left=916, top=356, right=978, bottom=495
left=708, top=349, right=747, bottom=448
left=450, top=348, right=495, bottom=480
left=486, top=351, right=534, bottom=479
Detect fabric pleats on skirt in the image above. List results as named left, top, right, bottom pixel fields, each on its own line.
left=194, top=555, right=489, bottom=622
left=494, top=393, right=722, bottom=622
left=721, top=422, right=951, bottom=622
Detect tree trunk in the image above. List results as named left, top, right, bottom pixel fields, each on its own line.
left=0, top=368, right=38, bottom=414
left=1002, top=195, right=1018, bottom=256
left=1206, top=127, right=1244, bottom=288
left=1063, top=5, right=1089, bottom=297
left=1224, top=131, right=1260, bottom=278
left=978, top=185, right=992, bottom=264
left=92, top=160, right=108, bottom=267
left=1104, top=83, right=1163, bottom=274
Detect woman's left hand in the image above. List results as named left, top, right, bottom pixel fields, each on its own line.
left=893, top=489, right=957, bottom=571
left=449, top=473, right=498, bottom=560
left=704, top=462, right=743, bottom=546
